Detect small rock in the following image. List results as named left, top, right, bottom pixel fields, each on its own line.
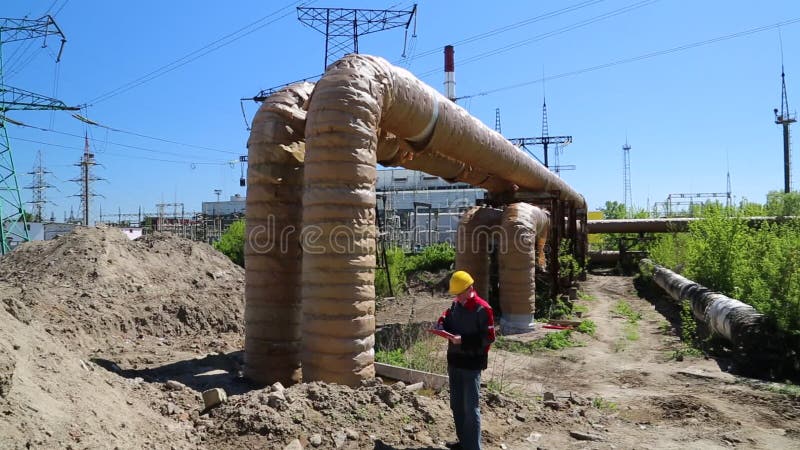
left=271, top=382, right=285, bottom=392
left=526, top=432, right=542, bottom=443
left=391, top=381, right=406, bottom=391
left=542, top=392, right=556, bottom=401
left=332, top=431, right=347, bottom=448
left=405, top=382, right=424, bottom=392
left=500, top=444, right=508, bottom=450
left=569, top=431, right=603, bottom=442
left=309, top=433, right=323, bottom=447
left=268, top=391, right=286, bottom=409
left=202, top=388, right=227, bottom=409
left=544, top=400, right=563, bottom=410
left=165, top=380, right=185, bottom=391
left=344, top=428, right=358, bottom=440
left=515, top=412, right=527, bottom=422
left=284, top=439, right=303, bottom=450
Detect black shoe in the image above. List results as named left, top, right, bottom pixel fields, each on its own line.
left=445, top=442, right=462, bottom=450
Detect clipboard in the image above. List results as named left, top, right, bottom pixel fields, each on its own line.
left=427, top=328, right=456, bottom=340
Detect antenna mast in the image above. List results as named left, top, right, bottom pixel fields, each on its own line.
left=774, top=65, right=796, bottom=193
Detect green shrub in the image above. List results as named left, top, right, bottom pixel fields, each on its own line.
left=577, top=320, right=597, bottom=336
left=647, top=205, right=800, bottom=336
left=406, top=243, right=455, bottom=273
left=213, top=219, right=245, bottom=267
left=375, top=247, right=407, bottom=297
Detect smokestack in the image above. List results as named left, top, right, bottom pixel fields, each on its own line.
left=444, top=45, right=455, bottom=102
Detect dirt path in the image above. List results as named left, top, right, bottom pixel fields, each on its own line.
left=483, top=272, right=800, bottom=449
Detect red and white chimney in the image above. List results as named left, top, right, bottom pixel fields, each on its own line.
left=444, top=45, right=456, bottom=102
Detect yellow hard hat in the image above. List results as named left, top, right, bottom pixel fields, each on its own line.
left=449, top=270, right=474, bottom=295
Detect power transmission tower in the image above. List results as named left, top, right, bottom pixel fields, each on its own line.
left=1, top=15, right=75, bottom=253
left=774, top=65, right=796, bottom=193
left=508, top=98, right=574, bottom=173
left=622, top=140, right=632, bottom=217
left=297, top=4, right=417, bottom=71
left=25, top=150, right=55, bottom=222
left=494, top=108, right=502, bottom=134
left=70, top=133, right=103, bottom=226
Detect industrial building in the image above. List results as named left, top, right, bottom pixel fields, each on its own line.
left=376, top=167, right=486, bottom=248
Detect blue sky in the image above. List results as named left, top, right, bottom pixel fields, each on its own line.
left=3, top=0, right=799, bottom=223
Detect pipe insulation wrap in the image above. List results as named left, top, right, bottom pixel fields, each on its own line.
left=244, top=82, right=314, bottom=385
left=640, top=259, right=766, bottom=346
left=455, top=206, right=503, bottom=300
left=498, top=203, right=550, bottom=334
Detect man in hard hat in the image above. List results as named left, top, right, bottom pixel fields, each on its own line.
left=436, top=270, right=495, bottom=450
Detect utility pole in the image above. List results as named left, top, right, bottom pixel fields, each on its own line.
left=508, top=98, right=574, bottom=173
left=623, top=140, right=632, bottom=218
left=774, top=66, right=796, bottom=193
left=25, top=150, right=55, bottom=222
left=250, top=5, right=417, bottom=102
left=70, top=133, right=103, bottom=226
left=297, top=4, right=417, bottom=71
left=0, top=15, right=75, bottom=253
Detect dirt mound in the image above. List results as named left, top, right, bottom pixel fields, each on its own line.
left=204, top=379, right=556, bottom=449
left=0, top=226, right=244, bottom=348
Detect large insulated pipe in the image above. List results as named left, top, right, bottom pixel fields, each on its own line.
left=640, top=259, right=766, bottom=347
left=244, top=82, right=314, bottom=385
left=301, top=54, right=584, bottom=385
left=377, top=132, right=516, bottom=193
left=455, top=206, right=503, bottom=300
left=499, top=203, right=550, bottom=334
left=587, top=216, right=795, bottom=234
left=444, top=45, right=455, bottom=101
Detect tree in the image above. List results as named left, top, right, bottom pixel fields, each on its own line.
left=765, top=191, right=800, bottom=217
left=599, top=201, right=626, bottom=219
left=214, top=219, right=245, bottom=267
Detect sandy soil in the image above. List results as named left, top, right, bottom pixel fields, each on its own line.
left=0, top=228, right=797, bottom=449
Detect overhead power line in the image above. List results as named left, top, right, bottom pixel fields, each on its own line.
left=8, top=136, right=231, bottom=166
left=457, top=16, right=800, bottom=100
left=4, top=112, right=240, bottom=156
left=246, top=0, right=606, bottom=99
left=86, top=0, right=314, bottom=106
left=407, top=0, right=606, bottom=62
left=417, top=0, right=658, bottom=78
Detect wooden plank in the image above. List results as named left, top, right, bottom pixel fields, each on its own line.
left=374, top=362, right=449, bottom=390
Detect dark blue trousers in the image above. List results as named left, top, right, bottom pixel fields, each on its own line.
left=448, top=366, right=482, bottom=450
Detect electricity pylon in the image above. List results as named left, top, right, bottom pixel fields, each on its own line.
left=1, top=15, right=76, bottom=253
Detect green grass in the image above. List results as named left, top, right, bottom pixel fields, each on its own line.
left=592, top=397, right=618, bottom=411
left=622, top=322, right=640, bottom=341
left=612, top=300, right=642, bottom=323
left=577, top=291, right=596, bottom=301
left=494, top=331, right=581, bottom=353
left=374, top=337, right=448, bottom=375
left=669, top=345, right=704, bottom=361
left=577, top=320, right=597, bottom=336
left=763, top=382, right=800, bottom=398
left=573, top=304, right=589, bottom=315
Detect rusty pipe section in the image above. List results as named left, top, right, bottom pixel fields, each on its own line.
left=455, top=206, right=503, bottom=300
left=498, top=203, right=550, bottom=334
left=244, top=82, right=314, bottom=385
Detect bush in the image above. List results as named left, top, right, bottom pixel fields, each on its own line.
left=406, top=243, right=455, bottom=273
left=214, top=219, right=245, bottom=267
left=375, top=243, right=455, bottom=298
left=648, top=208, right=800, bottom=336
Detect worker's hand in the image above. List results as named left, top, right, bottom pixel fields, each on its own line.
left=448, top=335, right=462, bottom=345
